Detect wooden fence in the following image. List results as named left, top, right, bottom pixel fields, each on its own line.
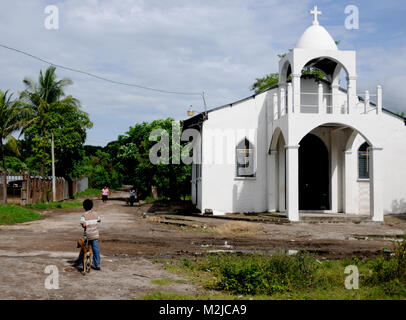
left=0, top=170, right=88, bottom=205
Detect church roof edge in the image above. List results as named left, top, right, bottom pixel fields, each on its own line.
left=182, top=85, right=279, bottom=128
left=182, top=85, right=405, bottom=128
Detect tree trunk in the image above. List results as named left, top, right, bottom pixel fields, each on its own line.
left=0, top=140, right=7, bottom=205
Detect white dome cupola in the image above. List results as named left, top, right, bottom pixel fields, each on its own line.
left=296, top=5, right=338, bottom=50
left=277, top=5, right=361, bottom=118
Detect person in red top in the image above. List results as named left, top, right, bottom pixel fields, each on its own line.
left=101, top=186, right=109, bottom=203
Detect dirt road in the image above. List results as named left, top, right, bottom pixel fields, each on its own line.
left=0, top=191, right=405, bottom=299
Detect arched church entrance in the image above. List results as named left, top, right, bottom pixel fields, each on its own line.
left=299, top=133, right=329, bottom=210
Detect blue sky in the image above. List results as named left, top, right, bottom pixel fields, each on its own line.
left=0, top=0, right=405, bottom=146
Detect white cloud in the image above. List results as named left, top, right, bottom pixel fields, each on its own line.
left=356, top=46, right=406, bottom=113
left=0, top=0, right=404, bottom=145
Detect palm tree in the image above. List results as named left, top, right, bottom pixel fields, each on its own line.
left=0, top=90, right=26, bottom=204
left=20, top=66, right=82, bottom=177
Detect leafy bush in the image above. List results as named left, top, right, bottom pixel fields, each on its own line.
left=211, top=252, right=318, bottom=295
left=365, top=234, right=406, bottom=291
left=173, top=251, right=406, bottom=299
left=182, top=258, right=192, bottom=268
left=393, top=235, right=406, bottom=279
left=89, top=163, right=121, bottom=189
left=367, top=257, right=398, bottom=284
left=380, top=279, right=406, bottom=296
left=5, top=156, right=27, bottom=173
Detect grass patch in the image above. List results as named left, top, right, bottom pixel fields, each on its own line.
left=181, top=226, right=213, bottom=234
left=138, top=292, right=195, bottom=300
left=215, top=221, right=263, bottom=236
left=151, top=277, right=188, bottom=286
left=137, top=291, right=261, bottom=300
left=74, top=188, right=100, bottom=199
left=160, top=237, right=406, bottom=300
left=0, top=205, right=43, bottom=225
left=151, top=278, right=177, bottom=286
left=26, top=200, right=82, bottom=210
left=187, top=252, right=317, bottom=296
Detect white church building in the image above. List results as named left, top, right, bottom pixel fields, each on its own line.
left=184, top=7, right=406, bottom=222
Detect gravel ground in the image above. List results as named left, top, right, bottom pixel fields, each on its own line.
left=0, top=191, right=404, bottom=299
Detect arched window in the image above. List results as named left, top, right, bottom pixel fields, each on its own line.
left=236, top=138, right=255, bottom=177
left=358, top=142, right=370, bottom=179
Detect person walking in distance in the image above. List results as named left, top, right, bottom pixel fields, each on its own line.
left=101, top=186, right=109, bottom=203
left=129, top=189, right=136, bottom=206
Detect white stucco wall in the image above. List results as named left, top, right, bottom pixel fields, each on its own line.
left=378, top=113, right=406, bottom=214
left=200, top=90, right=273, bottom=213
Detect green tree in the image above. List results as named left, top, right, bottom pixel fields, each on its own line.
left=108, top=118, right=191, bottom=200
left=84, top=118, right=192, bottom=200
left=301, top=67, right=326, bottom=80
left=20, top=66, right=92, bottom=177
left=87, top=150, right=121, bottom=189
left=250, top=73, right=279, bottom=94
left=250, top=68, right=327, bottom=94
left=5, top=156, right=27, bottom=173
left=22, top=102, right=92, bottom=178
left=0, top=90, right=27, bottom=204
left=250, top=51, right=329, bottom=94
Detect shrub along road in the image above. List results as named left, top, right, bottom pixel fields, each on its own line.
left=0, top=190, right=404, bottom=299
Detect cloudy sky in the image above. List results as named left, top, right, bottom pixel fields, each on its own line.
left=0, top=0, right=405, bottom=146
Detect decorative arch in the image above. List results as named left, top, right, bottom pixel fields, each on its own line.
left=269, top=127, right=286, bottom=153
left=343, top=127, right=374, bottom=151
left=294, top=121, right=375, bottom=150
left=332, top=64, right=344, bottom=86
left=279, top=60, right=292, bottom=84
left=296, top=55, right=352, bottom=81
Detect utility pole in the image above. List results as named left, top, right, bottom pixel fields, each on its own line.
left=202, top=91, right=208, bottom=118
left=51, top=131, right=56, bottom=202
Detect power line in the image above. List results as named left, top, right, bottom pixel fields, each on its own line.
left=0, top=43, right=203, bottom=96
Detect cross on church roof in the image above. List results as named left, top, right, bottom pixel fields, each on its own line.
left=310, top=5, right=322, bottom=25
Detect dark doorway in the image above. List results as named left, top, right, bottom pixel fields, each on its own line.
left=299, top=133, right=330, bottom=210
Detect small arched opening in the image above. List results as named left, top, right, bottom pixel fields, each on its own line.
left=299, top=56, right=349, bottom=114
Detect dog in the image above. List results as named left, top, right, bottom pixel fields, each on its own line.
left=76, top=238, right=93, bottom=275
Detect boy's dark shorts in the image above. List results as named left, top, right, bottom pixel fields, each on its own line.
left=102, top=195, right=108, bottom=201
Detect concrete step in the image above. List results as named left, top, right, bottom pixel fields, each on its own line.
left=193, top=212, right=290, bottom=224
left=299, top=214, right=374, bottom=224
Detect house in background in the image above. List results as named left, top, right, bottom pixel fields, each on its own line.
left=183, top=7, right=406, bottom=222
